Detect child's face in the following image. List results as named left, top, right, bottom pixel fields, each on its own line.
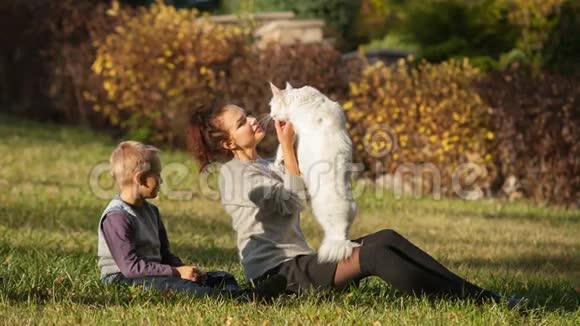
left=138, top=156, right=163, bottom=199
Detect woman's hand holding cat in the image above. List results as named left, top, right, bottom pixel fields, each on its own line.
left=275, top=120, right=300, bottom=175
left=274, top=120, right=296, bottom=150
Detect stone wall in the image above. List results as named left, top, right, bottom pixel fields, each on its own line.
left=209, top=11, right=326, bottom=48
left=253, top=19, right=325, bottom=48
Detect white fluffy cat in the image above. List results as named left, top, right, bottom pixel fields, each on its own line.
left=269, top=82, right=359, bottom=263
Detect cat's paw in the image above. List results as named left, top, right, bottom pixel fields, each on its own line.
left=317, top=239, right=361, bottom=263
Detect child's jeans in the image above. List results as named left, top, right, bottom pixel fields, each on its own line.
left=103, top=271, right=241, bottom=297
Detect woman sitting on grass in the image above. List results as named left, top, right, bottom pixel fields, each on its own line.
left=186, top=102, right=524, bottom=308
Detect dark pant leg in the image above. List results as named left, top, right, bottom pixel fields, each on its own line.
left=354, top=229, right=464, bottom=282
left=254, top=255, right=340, bottom=293
left=357, top=229, right=500, bottom=302
left=355, top=229, right=491, bottom=288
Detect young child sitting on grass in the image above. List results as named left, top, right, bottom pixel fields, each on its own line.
left=97, top=140, right=286, bottom=301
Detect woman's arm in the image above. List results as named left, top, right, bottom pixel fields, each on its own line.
left=244, top=169, right=306, bottom=215
left=275, top=121, right=300, bottom=176
left=266, top=120, right=306, bottom=214
left=281, top=144, right=300, bottom=176
left=219, top=121, right=306, bottom=216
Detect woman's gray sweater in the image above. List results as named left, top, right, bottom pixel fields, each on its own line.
left=218, top=158, right=314, bottom=281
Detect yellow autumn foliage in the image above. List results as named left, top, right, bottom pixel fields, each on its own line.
left=345, top=57, right=496, bottom=195
left=89, top=0, right=248, bottom=144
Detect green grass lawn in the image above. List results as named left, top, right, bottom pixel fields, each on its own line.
left=0, top=114, right=578, bottom=324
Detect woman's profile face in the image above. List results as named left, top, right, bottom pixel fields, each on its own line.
left=220, top=105, right=265, bottom=151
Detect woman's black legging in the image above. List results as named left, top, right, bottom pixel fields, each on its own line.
left=355, top=229, right=501, bottom=302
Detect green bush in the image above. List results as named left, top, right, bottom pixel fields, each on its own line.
left=542, top=0, right=580, bottom=74
left=360, top=34, right=419, bottom=52
left=506, top=0, right=564, bottom=68
left=399, top=0, right=518, bottom=64
left=353, top=0, right=393, bottom=41
left=390, top=0, right=571, bottom=72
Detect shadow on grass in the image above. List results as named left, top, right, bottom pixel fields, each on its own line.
left=305, top=278, right=580, bottom=313
left=162, top=213, right=233, bottom=237
left=0, top=242, right=241, bottom=306
left=0, top=200, right=108, bottom=232
left=427, top=206, right=579, bottom=223
left=340, top=278, right=579, bottom=313
left=172, top=243, right=238, bottom=266
left=505, top=282, right=580, bottom=312
left=2, top=253, right=577, bottom=313
left=448, top=255, right=579, bottom=311
left=0, top=113, right=116, bottom=146
left=407, top=231, right=579, bottom=254
left=1, top=199, right=234, bottom=239
left=481, top=211, right=580, bottom=224
left=453, top=254, right=578, bottom=276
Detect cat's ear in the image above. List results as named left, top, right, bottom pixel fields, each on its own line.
left=269, top=82, right=282, bottom=97
left=285, top=82, right=293, bottom=90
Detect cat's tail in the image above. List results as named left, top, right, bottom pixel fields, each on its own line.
left=317, top=239, right=361, bottom=263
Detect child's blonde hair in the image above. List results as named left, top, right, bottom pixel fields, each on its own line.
left=109, top=141, right=161, bottom=187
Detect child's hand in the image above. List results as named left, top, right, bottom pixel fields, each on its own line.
left=175, top=265, right=204, bottom=282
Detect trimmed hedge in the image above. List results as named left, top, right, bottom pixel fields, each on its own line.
left=89, top=1, right=248, bottom=144
left=344, top=58, right=496, bottom=197
left=477, top=68, right=580, bottom=207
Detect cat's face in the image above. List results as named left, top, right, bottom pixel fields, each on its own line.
left=269, top=82, right=321, bottom=122
left=268, top=82, right=292, bottom=121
